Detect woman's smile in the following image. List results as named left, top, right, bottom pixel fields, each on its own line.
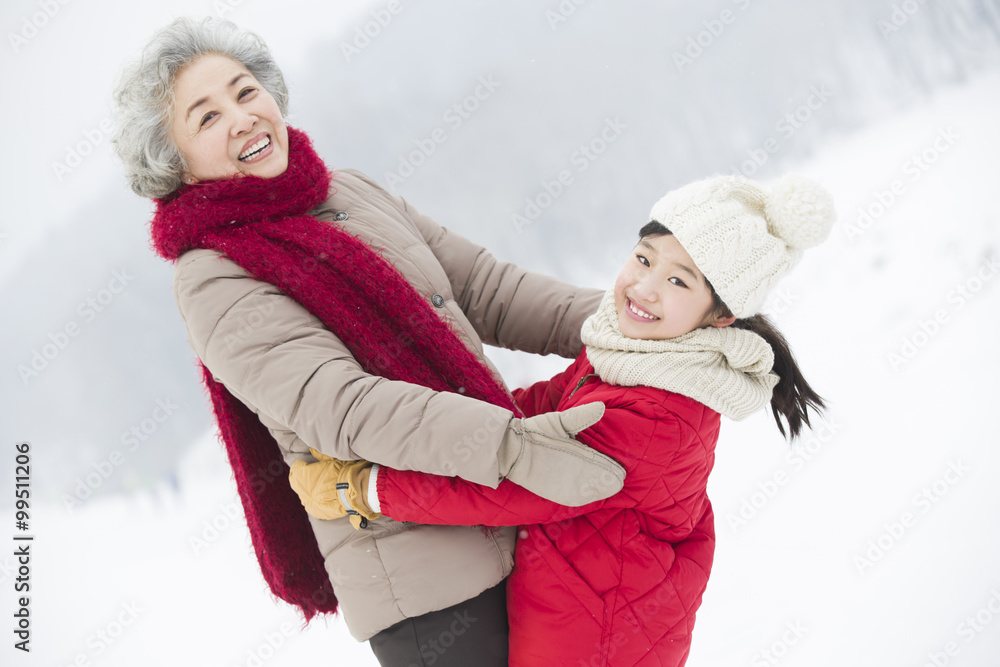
left=238, top=132, right=273, bottom=162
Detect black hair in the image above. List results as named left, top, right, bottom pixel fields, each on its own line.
left=639, top=220, right=825, bottom=439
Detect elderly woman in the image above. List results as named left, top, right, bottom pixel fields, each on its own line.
left=112, top=16, right=624, bottom=667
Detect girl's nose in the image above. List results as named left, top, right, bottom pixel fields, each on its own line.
left=633, top=275, right=659, bottom=302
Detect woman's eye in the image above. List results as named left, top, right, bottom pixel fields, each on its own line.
left=199, top=111, right=217, bottom=127
left=238, top=87, right=257, bottom=100
left=635, top=254, right=650, bottom=267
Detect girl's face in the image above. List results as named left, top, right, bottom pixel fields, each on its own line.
left=169, top=53, right=289, bottom=184
left=614, top=233, right=733, bottom=340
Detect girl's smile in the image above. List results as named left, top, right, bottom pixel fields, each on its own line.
left=624, top=297, right=659, bottom=322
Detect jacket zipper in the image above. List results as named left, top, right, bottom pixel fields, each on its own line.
left=568, top=373, right=600, bottom=399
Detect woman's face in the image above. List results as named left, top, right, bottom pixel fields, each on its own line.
left=169, top=53, right=288, bottom=184
left=614, top=233, right=734, bottom=340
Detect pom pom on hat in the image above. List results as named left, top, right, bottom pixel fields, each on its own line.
left=764, top=175, right=836, bottom=251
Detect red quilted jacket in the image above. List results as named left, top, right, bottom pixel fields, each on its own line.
left=376, top=349, right=720, bottom=666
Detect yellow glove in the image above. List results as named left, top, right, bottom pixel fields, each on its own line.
left=288, top=448, right=380, bottom=529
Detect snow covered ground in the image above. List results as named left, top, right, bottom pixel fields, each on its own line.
left=6, top=69, right=998, bottom=667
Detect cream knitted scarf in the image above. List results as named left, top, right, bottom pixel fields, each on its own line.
left=580, top=290, right=779, bottom=420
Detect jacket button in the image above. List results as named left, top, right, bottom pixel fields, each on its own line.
left=431, top=294, right=445, bottom=307
left=334, top=211, right=348, bottom=221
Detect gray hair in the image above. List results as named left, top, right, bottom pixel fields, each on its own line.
left=112, top=17, right=289, bottom=199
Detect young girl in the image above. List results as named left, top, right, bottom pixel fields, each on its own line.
left=290, top=173, right=835, bottom=666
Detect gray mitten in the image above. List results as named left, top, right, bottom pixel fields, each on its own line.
left=497, top=402, right=625, bottom=506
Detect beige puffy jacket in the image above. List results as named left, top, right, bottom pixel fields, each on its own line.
left=173, top=169, right=602, bottom=640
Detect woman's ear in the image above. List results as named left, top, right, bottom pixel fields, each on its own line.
left=181, top=172, right=198, bottom=185
left=712, top=314, right=736, bottom=328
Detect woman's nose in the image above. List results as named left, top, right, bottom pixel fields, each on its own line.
left=231, top=109, right=258, bottom=135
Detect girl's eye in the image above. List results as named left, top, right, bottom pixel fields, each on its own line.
left=635, top=254, right=650, bottom=267
left=669, top=277, right=688, bottom=288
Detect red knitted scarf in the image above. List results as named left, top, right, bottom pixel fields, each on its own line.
left=150, top=127, right=519, bottom=621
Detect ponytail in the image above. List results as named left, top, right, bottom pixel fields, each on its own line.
left=638, top=220, right=825, bottom=440
left=729, top=313, right=825, bottom=440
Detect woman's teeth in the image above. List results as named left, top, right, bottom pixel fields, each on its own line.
left=629, top=299, right=657, bottom=320
left=239, top=136, right=271, bottom=161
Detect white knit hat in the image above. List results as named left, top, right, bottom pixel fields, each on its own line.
left=648, top=174, right=836, bottom=318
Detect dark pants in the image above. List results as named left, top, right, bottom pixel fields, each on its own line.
left=368, top=582, right=509, bottom=667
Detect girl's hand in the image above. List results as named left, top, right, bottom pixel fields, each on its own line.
left=498, top=402, right=626, bottom=506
